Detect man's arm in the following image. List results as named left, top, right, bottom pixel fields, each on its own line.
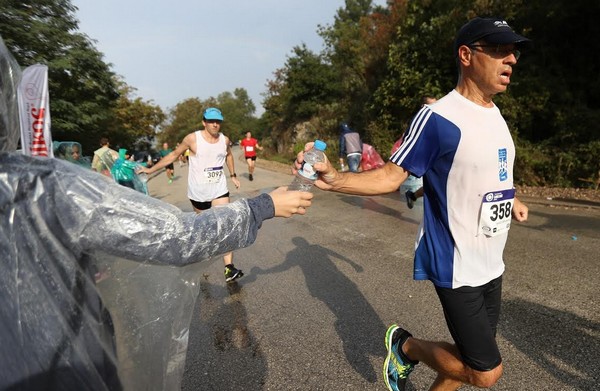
left=318, top=161, right=409, bottom=195
left=296, top=143, right=409, bottom=195
left=225, top=138, right=241, bottom=188
left=140, top=137, right=189, bottom=174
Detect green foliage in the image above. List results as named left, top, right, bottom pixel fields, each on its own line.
left=262, top=0, right=600, bottom=187
left=4, top=0, right=597, bottom=186
left=215, top=88, right=257, bottom=142
left=0, top=0, right=119, bottom=155
left=111, top=80, right=165, bottom=152
left=160, top=98, right=204, bottom=145
left=160, top=88, right=258, bottom=146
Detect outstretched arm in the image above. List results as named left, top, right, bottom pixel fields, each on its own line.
left=225, top=138, right=241, bottom=188
left=52, top=162, right=312, bottom=266
left=294, top=142, right=409, bottom=195
left=139, top=138, right=189, bottom=174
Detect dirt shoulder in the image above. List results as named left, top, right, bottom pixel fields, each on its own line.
left=255, top=157, right=600, bottom=210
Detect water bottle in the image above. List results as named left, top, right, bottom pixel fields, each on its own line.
left=138, top=172, right=148, bottom=184
left=288, top=140, right=327, bottom=191
left=137, top=172, right=149, bottom=195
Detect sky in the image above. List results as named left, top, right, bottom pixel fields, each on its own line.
left=72, top=0, right=388, bottom=116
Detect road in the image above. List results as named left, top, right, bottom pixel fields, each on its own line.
left=147, top=148, right=600, bottom=391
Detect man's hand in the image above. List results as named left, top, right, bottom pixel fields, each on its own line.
left=512, top=197, right=528, bottom=222
left=293, top=142, right=340, bottom=191
left=269, top=187, right=313, bottom=217
left=137, top=166, right=151, bottom=175
left=231, top=176, right=241, bottom=189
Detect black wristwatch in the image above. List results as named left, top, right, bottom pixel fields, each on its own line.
left=230, top=173, right=237, bottom=178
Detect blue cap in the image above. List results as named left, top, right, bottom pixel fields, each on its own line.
left=314, top=140, right=327, bottom=151
left=203, top=107, right=224, bottom=121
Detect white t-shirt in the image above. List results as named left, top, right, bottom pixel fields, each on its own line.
left=187, top=131, right=228, bottom=202
left=391, top=90, right=515, bottom=288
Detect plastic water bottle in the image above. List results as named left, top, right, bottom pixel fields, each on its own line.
left=288, top=140, right=327, bottom=191
left=138, top=172, right=148, bottom=184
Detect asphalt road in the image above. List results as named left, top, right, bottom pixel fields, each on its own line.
left=147, top=149, right=600, bottom=391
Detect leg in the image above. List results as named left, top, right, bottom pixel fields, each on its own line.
left=347, top=154, right=361, bottom=173
left=386, top=277, right=504, bottom=390
left=414, top=186, right=424, bottom=199
left=247, top=157, right=255, bottom=180
left=403, top=338, right=502, bottom=390
left=212, top=196, right=244, bottom=282
left=405, top=186, right=423, bottom=209
left=423, top=277, right=503, bottom=388
left=211, top=196, right=232, bottom=265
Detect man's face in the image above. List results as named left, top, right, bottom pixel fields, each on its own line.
left=467, top=42, right=519, bottom=96
left=246, top=132, right=251, bottom=138
left=203, top=119, right=222, bottom=137
left=163, top=143, right=168, bottom=149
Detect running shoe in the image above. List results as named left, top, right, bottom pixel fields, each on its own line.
left=405, top=190, right=416, bottom=209
left=249, top=174, right=253, bottom=181
left=169, top=179, right=173, bottom=184
left=383, top=324, right=418, bottom=391
left=224, top=264, right=244, bottom=282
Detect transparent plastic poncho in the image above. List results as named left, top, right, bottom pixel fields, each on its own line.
left=0, top=36, right=270, bottom=390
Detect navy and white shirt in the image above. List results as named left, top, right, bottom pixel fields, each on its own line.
left=391, top=90, right=515, bottom=289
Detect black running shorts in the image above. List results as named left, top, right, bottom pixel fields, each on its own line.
left=434, top=275, right=503, bottom=371
left=189, top=192, right=229, bottom=211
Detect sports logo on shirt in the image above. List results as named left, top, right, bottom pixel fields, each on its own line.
left=498, top=148, right=508, bottom=181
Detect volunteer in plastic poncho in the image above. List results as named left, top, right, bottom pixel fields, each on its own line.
left=0, top=37, right=312, bottom=390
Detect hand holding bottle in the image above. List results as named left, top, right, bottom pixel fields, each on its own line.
left=293, top=141, right=339, bottom=191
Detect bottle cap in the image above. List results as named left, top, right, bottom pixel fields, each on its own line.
left=314, top=139, right=327, bottom=151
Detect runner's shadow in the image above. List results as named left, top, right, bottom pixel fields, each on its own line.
left=181, top=279, right=267, bottom=390
left=501, top=298, right=599, bottom=389
left=251, top=236, right=387, bottom=383
left=338, top=195, right=421, bottom=225
left=522, top=209, right=600, bottom=239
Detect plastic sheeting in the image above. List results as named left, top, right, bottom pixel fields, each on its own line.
left=53, top=141, right=91, bottom=168
left=0, top=36, right=273, bottom=390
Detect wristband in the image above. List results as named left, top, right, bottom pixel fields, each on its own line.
left=230, top=173, right=237, bottom=178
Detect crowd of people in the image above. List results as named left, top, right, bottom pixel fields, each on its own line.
left=2, top=14, right=534, bottom=391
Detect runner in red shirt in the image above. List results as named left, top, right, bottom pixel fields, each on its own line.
left=240, top=131, right=263, bottom=181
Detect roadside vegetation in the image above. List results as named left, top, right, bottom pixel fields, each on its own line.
left=2, top=0, right=598, bottom=188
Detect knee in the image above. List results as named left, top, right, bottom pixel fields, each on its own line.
left=468, top=363, right=503, bottom=388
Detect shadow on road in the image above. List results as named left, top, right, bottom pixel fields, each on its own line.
left=250, top=236, right=389, bottom=383
left=523, top=209, right=600, bottom=239
left=501, top=298, right=599, bottom=389
left=181, top=279, right=267, bottom=390
left=338, top=195, right=422, bottom=225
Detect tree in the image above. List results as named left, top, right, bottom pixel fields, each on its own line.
left=263, top=45, right=340, bottom=127
left=318, top=0, right=383, bottom=129
left=160, top=88, right=257, bottom=147
left=110, top=80, right=165, bottom=152
left=215, top=88, right=257, bottom=142
left=0, top=0, right=119, bottom=154
left=160, top=98, right=204, bottom=145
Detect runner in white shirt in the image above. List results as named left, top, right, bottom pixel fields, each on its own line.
left=296, top=16, right=530, bottom=391
left=140, top=107, right=245, bottom=282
